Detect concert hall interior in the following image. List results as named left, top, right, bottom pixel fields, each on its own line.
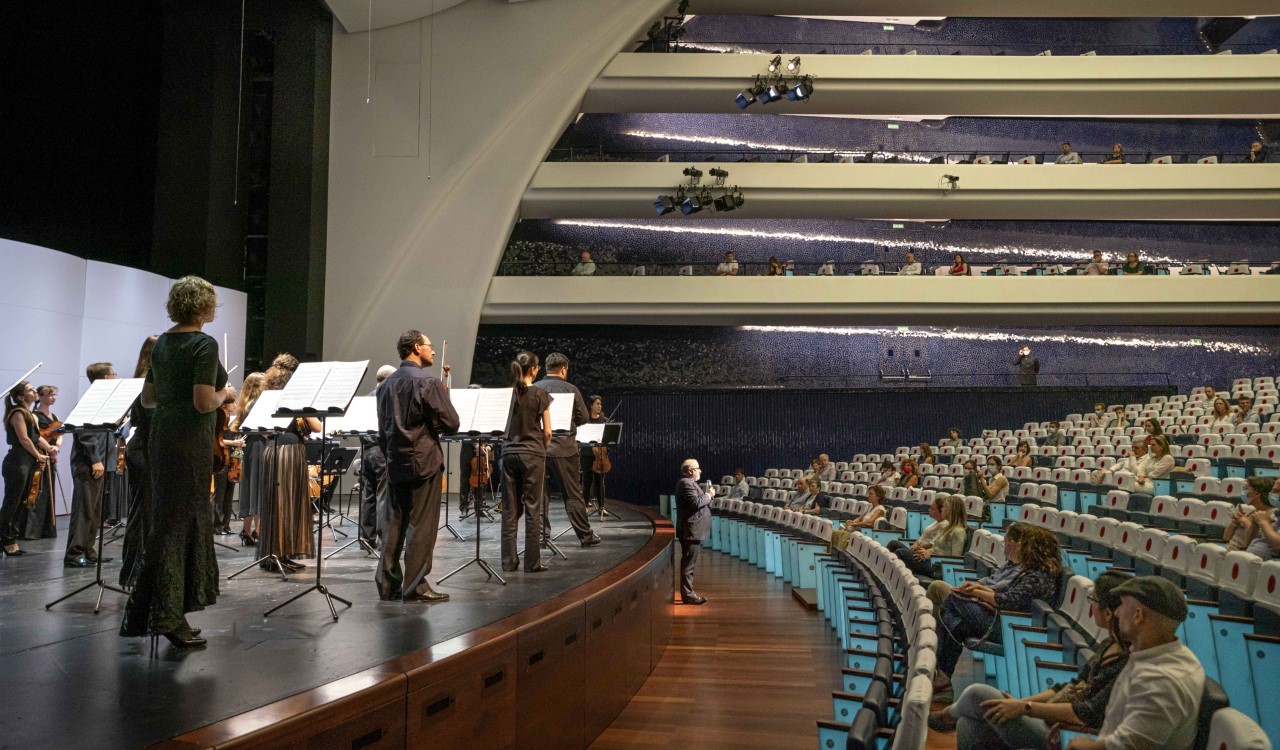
left=1, top=2, right=1279, bottom=749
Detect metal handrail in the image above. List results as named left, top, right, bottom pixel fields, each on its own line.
left=650, top=41, right=1279, bottom=56
left=496, top=260, right=1277, bottom=277
left=545, top=148, right=1273, bottom=165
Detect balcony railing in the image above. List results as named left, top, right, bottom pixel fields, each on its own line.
left=546, top=147, right=1274, bottom=165
left=497, top=260, right=1280, bottom=277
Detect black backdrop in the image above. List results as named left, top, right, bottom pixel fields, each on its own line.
left=596, top=386, right=1171, bottom=506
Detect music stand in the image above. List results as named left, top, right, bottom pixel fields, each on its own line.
left=437, top=388, right=514, bottom=584
left=439, top=435, right=506, bottom=585
left=45, top=377, right=144, bottom=613
left=580, top=422, right=622, bottom=521
left=307, top=438, right=349, bottom=543
left=263, top=359, right=367, bottom=621
left=227, top=390, right=293, bottom=582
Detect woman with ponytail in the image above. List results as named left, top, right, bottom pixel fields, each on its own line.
left=1, top=381, right=48, bottom=557
left=501, top=351, right=552, bottom=573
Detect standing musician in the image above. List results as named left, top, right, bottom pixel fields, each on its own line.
left=533, top=353, right=600, bottom=547
left=1, top=381, right=51, bottom=557
left=257, top=357, right=319, bottom=573
left=210, top=386, right=240, bottom=536
left=581, top=395, right=609, bottom=511
left=375, top=330, right=459, bottom=602
left=17, top=385, right=62, bottom=539
left=64, top=361, right=118, bottom=569
left=232, top=372, right=266, bottom=546
left=501, top=351, right=552, bottom=573
left=120, top=335, right=158, bottom=588
left=358, top=365, right=396, bottom=550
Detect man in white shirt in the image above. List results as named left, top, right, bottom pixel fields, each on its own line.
left=1092, top=438, right=1149, bottom=485
left=817, top=260, right=836, bottom=276
left=1056, top=142, right=1083, bottom=165
left=1083, top=250, right=1109, bottom=276
left=817, top=454, right=837, bottom=483
left=728, top=469, right=750, bottom=499
left=570, top=251, right=596, bottom=276
left=1067, top=576, right=1204, bottom=750
left=898, top=251, right=922, bottom=276
left=715, top=251, right=739, bottom=276
left=1233, top=395, right=1263, bottom=425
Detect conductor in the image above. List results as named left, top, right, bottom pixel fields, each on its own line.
left=675, top=458, right=713, bottom=605
left=375, top=330, right=460, bottom=603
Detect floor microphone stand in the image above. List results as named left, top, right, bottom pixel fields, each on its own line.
left=45, top=427, right=129, bottom=614
left=228, top=432, right=288, bottom=581
left=439, top=437, right=505, bottom=585
left=266, top=415, right=352, bottom=621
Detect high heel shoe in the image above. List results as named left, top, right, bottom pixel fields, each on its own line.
left=239, top=531, right=253, bottom=547
left=163, top=630, right=207, bottom=648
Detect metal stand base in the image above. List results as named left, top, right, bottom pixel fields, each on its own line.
left=227, top=554, right=289, bottom=581
left=438, top=439, right=506, bottom=586
left=265, top=582, right=352, bottom=621
left=324, top=535, right=377, bottom=559
left=46, top=471, right=127, bottom=614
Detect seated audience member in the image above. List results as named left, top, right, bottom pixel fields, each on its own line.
left=892, top=494, right=968, bottom=577
left=1198, top=386, right=1218, bottom=408
left=949, top=253, right=970, bottom=276
left=1042, top=421, right=1067, bottom=448
left=1120, top=252, right=1146, bottom=275
left=817, top=260, right=836, bottom=276
left=942, top=427, right=964, bottom=448
left=1056, top=142, right=1083, bottom=165
left=1088, top=402, right=1110, bottom=429
left=928, top=524, right=1063, bottom=701
left=918, top=442, right=936, bottom=466
left=766, top=256, right=784, bottom=276
left=1223, top=476, right=1277, bottom=552
left=1134, top=435, right=1174, bottom=493
left=1092, top=438, right=1148, bottom=485
left=979, top=456, right=1009, bottom=504
left=786, top=479, right=820, bottom=513
left=804, top=457, right=822, bottom=484
left=1246, top=140, right=1269, bottom=164
left=1013, top=441, right=1033, bottom=468
left=1209, top=397, right=1235, bottom=428
left=1083, top=250, right=1109, bottom=276
left=898, top=251, right=922, bottom=276
left=1142, top=418, right=1163, bottom=439
left=899, top=458, right=921, bottom=489
left=1102, top=143, right=1126, bottom=164
left=931, top=571, right=1132, bottom=744
left=847, top=486, right=888, bottom=529
left=1065, top=577, right=1205, bottom=750
left=961, top=459, right=984, bottom=498
left=873, top=460, right=899, bottom=488
left=728, top=469, right=750, bottom=499
left=570, top=250, right=596, bottom=276
left=1233, top=395, right=1263, bottom=426
left=817, top=454, right=837, bottom=483
left=1109, top=406, right=1131, bottom=429
left=716, top=251, right=739, bottom=276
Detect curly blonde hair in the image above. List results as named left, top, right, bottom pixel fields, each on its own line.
left=166, top=275, right=217, bottom=325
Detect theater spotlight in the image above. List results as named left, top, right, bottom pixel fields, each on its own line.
left=786, top=56, right=801, bottom=72
left=767, top=55, right=782, bottom=73
left=680, top=192, right=704, bottom=215
left=735, top=76, right=766, bottom=109
left=708, top=167, right=729, bottom=185
left=761, top=81, right=789, bottom=104
left=682, top=166, right=703, bottom=183
left=786, top=76, right=813, bottom=102
left=654, top=195, right=677, bottom=216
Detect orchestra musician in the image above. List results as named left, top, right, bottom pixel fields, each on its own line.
left=501, top=351, right=552, bottom=573
left=532, top=353, right=600, bottom=547
left=581, top=395, right=608, bottom=511
left=257, top=356, right=319, bottom=573
left=375, top=330, right=459, bottom=602
left=120, top=276, right=231, bottom=648
left=64, top=361, right=117, bottom=569
left=210, top=386, right=239, bottom=536
left=1, top=381, right=51, bottom=557
left=17, top=385, right=62, bottom=539
left=358, top=365, right=396, bottom=550
left=232, top=372, right=265, bottom=546
left=120, top=335, right=157, bottom=588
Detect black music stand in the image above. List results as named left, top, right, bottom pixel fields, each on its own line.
left=227, top=431, right=289, bottom=581
left=440, top=438, right=466, bottom=541
left=45, top=426, right=129, bottom=614
left=439, top=436, right=505, bottom=585
left=308, top=440, right=353, bottom=543
left=583, top=422, right=622, bottom=521
left=321, top=446, right=375, bottom=559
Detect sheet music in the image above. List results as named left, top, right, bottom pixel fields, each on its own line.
left=577, top=423, right=605, bottom=444
left=64, top=378, right=145, bottom=427
left=449, top=388, right=480, bottom=431
left=330, top=396, right=378, bottom=434
left=470, top=388, right=514, bottom=434
left=275, top=360, right=369, bottom=414
left=239, top=390, right=292, bottom=432
left=548, top=393, right=574, bottom=433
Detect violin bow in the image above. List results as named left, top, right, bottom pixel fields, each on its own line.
left=3, top=362, right=42, bottom=400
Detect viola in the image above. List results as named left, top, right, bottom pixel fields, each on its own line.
left=38, top=419, right=63, bottom=442
left=25, top=460, right=45, bottom=508
left=212, top=399, right=234, bottom=473
left=592, top=446, right=612, bottom=474
left=470, top=444, right=492, bottom=488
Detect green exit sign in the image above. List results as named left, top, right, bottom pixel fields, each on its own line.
left=892, top=223, right=905, bottom=229
left=887, top=123, right=900, bottom=129
left=883, top=24, right=895, bottom=30
left=1190, top=338, right=1202, bottom=344
left=897, top=326, right=910, bottom=332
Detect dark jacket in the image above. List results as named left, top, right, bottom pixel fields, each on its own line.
left=675, top=476, right=711, bottom=541
left=376, top=360, right=460, bottom=483
left=532, top=375, right=590, bottom=458
left=1013, top=354, right=1040, bottom=386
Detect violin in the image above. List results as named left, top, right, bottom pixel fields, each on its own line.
left=212, top=397, right=234, bottom=473
left=38, top=419, right=63, bottom=442
left=470, top=444, right=492, bottom=488
left=592, top=446, right=612, bottom=474
left=25, top=458, right=46, bottom=508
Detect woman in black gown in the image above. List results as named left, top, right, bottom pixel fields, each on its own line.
left=17, top=385, right=61, bottom=539
left=1, top=381, right=49, bottom=557
left=120, top=276, right=231, bottom=648
left=580, top=395, right=608, bottom=510
left=119, top=335, right=157, bottom=588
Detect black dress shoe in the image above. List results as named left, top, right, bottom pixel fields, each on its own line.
left=525, top=563, right=549, bottom=573
left=502, top=563, right=519, bottom=572
left=683, top=594, right=707, bottom=605
left=580, top=533, right=602, bottom=548
left=405, top=588, right=450, bottom=602
left=3, top=548, right=27, bottom=557
left=64, top=557, right=91, bottom=568
left=86, top=556, right=113, bottom=564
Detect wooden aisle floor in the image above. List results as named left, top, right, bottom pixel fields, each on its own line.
left=592, top=548, right=958, bottom=750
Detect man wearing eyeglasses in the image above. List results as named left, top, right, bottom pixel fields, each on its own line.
left=375, top=330, right=460, bottom=603
left=675, top=458, right=714, bottom=605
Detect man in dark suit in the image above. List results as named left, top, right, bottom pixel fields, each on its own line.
left=533, top=352, right=600, bottom=547
left=1012, top=346, right=1039, bottom=387
left=675, top=458, right=713, bottom=605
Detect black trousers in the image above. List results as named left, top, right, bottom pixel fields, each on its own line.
left=581, top=454, right=605, bottom=508
left=0, top=454, right=34, bottom=547
left=360, top=445, right=388, bottom=545
left=377, top=472, right=442, bottom=600
left=545, top=454, right=593, bottom=539
left=679, top=539, right=701, bottom=598
left=501, top=452, right=544, bottom=571
left=66, top=467, right=107, bottom=561
left=211, top=470, right=236, bottom=530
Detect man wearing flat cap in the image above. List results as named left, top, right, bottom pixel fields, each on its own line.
left=1066, top=576, right=1205, bottom=750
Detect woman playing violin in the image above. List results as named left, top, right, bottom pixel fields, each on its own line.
left=1, top=381, right=51, bottom=556
left=581, top=395, right=609, bottom=511
left=15, top=385, right=62, bottom=539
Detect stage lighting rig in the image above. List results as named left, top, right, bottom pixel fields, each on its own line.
left=653, top=167, right=744, bottom=217
left=713, top=187, right=745, bottom=212
left=733, top=54, right=815, bottom=108
left=786, top=56, right=801, bottom=72
left=767, top=55, right=782, bottom=73
left=708, top=167, right=729, bottom=186
left=736, top=76, right=766, bottom=109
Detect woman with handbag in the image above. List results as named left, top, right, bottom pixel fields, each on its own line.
left=928, top=524, right=1063, bottom=702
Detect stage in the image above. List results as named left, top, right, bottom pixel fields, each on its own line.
left=0, top=499, right=671, bottom=749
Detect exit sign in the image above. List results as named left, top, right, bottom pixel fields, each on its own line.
left=892, top=223, right=905, bottom=229
left=883, top=24, right=895, bottom=30
left=887, top=123, right=900, bottom=129
left=1190, top=338, right=1202, bottom=344
left=897, top=326, right=909, bottom=332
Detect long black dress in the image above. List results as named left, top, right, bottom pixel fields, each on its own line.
left=16, top=410, right=58, bottom=539
left=120, top=331, right=225, bottom=637
left=119, top=398, right=153, bottom=588
left=0, top=412, right=40, bottom=547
